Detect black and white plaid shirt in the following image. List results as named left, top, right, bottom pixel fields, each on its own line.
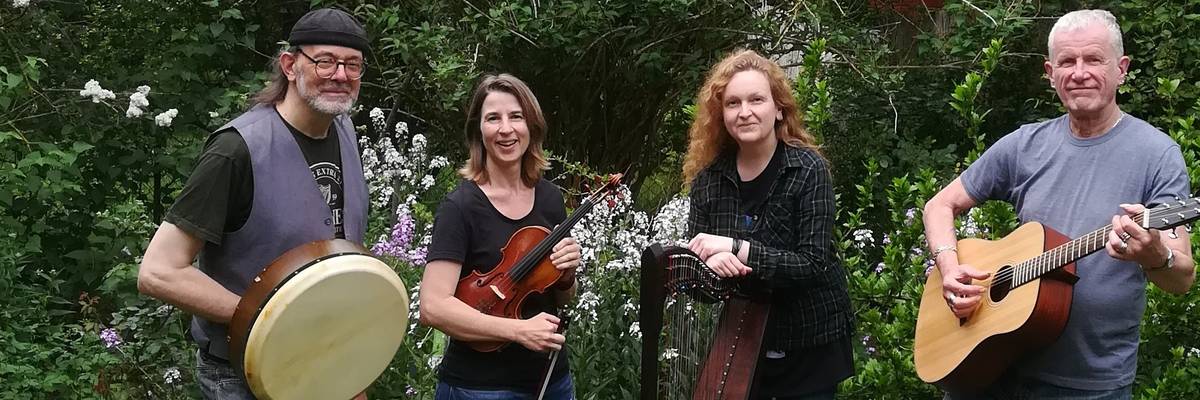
left=687, top=144, right=854, bottom=350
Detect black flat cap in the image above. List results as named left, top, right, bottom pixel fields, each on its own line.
left=288, top=8, right=369, bottom=53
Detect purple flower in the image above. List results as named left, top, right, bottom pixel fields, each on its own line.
left=371, top=207, right=428, bottom=266
left=405, top=386, right=417, bottom=396
left=100, top=328, right=122, bottom=348
left=874, top=263, right=885, bottom=274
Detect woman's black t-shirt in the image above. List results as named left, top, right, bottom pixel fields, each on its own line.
left=425, top=178, right=570, bottom=392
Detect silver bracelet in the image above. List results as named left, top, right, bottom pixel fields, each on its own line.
left=930, top=245, right=957, bottom=260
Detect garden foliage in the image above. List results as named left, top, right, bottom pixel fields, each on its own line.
left=1, top=0, right=1198, bottom=398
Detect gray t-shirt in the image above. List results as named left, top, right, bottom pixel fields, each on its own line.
left=961, top=113, right=1189, bottom=390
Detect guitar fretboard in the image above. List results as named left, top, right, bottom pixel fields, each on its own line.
left=1005, top=214, right=1145, bottom=289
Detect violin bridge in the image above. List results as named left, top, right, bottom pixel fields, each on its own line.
left=490, top=285, right=507, bottom=300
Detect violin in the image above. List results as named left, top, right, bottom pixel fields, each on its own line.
left=454, top=174, right=622, bottom=352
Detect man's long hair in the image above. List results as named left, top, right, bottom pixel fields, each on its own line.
left=247, top=48, right=295, bottom=108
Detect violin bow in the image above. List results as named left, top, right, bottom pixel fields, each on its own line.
left=534, top=172, right=622, bottom=400
left=536, top=316, right=570, bottom=400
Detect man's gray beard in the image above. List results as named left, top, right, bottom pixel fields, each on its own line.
left=297, top=73, right=355, bottom=116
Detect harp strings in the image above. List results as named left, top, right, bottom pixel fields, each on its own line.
left=662, top=253, right=726, bottom=400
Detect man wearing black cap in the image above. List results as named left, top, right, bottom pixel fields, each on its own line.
left=137, top=8, right=372, bottom=399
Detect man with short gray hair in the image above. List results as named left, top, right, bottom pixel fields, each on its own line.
left=924, top=9, right=1195, bottom=399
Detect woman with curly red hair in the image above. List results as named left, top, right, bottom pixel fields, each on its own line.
left=683, top=49, right=854, bottom=399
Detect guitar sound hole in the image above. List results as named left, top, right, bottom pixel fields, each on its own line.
left=990, top=265, right=1013, bottom=303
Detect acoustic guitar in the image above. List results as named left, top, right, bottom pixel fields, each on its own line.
left=913, top=198, right=1200, bottom=394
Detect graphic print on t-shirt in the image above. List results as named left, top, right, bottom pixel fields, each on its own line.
left=310, top=161, right=345, bottom=238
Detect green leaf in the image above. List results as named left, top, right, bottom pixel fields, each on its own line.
left=221, top=9, right=243, bottom=20
left=210, top=22, right=226, bottom=37
left=71, top=142, right=94, bottom=153
left=5, top=73, right=22, bottom=89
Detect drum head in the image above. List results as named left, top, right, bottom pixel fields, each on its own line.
left=242, top=254, right=409, bottom=399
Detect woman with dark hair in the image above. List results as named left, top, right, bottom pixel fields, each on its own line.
left=420, top=73, right=581, bottom=399
left=682, top=49, right=854, bottom=399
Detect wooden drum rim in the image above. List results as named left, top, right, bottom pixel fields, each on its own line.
left=227, top=239, right=372, bottom=368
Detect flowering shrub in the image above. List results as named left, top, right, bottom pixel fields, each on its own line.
left=361, top=107, right=451, bottom=267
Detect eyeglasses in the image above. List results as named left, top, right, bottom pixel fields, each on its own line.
left=295, top=49, right=366, bottom=80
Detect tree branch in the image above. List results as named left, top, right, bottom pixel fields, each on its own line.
left=460, top=0, right=540, bottom=48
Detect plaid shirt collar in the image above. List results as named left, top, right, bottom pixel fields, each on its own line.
left=710, top=141, right=810, bottom=183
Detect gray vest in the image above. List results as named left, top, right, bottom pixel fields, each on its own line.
left=191, top=105, right=368, bottom=360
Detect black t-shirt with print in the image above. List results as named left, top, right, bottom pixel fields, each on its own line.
left=165, top=107, right=344, bottom=243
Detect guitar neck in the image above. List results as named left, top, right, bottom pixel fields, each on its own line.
left=1009, top=214, right=1144, bottom=288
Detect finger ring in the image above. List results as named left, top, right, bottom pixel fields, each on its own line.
left=1118, top=241, right=1129, bottom=252
left=1119, top=232, right=1132, bottom=242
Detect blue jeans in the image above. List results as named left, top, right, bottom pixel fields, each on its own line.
left=195, top=349, right=256, bottom=400
left=944, top=376, right=1132, bottom=400
left=435, top=374, right=575, bottom=400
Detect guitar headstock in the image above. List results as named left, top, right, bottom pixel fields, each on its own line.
left=1145, top=196, right=1200, bottom=231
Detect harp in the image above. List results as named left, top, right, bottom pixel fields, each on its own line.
left=639, top=244, right=770, bottom=400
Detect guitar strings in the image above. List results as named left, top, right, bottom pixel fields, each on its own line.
left=984, top=225, right=1114, bottom=289
left=975, top=213, right=1142, bottom=290
left=988, top=202, right=1200, bottom=287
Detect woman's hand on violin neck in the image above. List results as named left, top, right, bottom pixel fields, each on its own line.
left=550, top=237, right=583, bottom=271
left=510, top=312, right=566, bottom=352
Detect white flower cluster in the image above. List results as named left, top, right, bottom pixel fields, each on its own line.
left=162, top=367, right=181, bottom=385
left=407, top=283, right=422, bottom=335
left=574, top=189, right=693, bottom=271
left=571, top=184, right=652, bottom=274
left=12, top=0, right=31, bottom=7
left=126, top=85, right=151, bottom=118
left=566, top=187, right=693, bottom=325
left=360, top=115, right=449, bottom=212
left=661, top=347, right=679, bottom=361
left=852, top=228, right=874, bottom=249
left=369, top=107, right=386, bottom=132
left=79, top=79, right=115, bottom=103
left=651, top=195, right=690, bottom=247
left=155, top=108, right=178, bottom=127
left=958, top=208, right=983, bottom=237
left=426, top=354, right=442, bottom=370
left=575, top=291, right=601, bottom=323
left=627, top=321, right=641, bottom=339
